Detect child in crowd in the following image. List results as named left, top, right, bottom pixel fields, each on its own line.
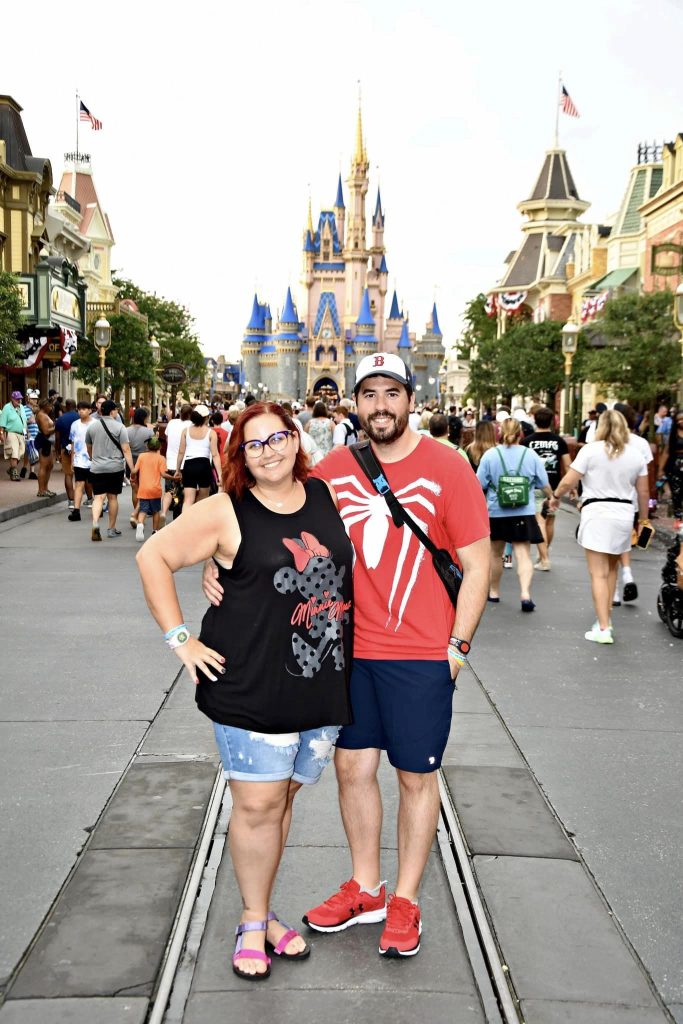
left=131, top=436, right=175, bottom=542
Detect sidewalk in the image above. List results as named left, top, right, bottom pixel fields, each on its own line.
left=0, top=461, right=67, bottom=521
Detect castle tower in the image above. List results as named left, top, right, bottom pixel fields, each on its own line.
left=366, top=187, right=388, bottom=343
left=383, top=289, right=403, bottom=354
left=343, top=102, right=369, bottom=332
left=334, top=174, right=345, bottom=248
left=412, top=303, right=445, bottom=400
left=242, top=293, right=266, bottom=390
left=271, top=286, right=301, bottom=399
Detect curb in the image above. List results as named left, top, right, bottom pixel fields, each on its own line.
left=0, top=491, right=67, bottom=523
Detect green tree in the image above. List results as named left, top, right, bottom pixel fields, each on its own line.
left=583, top=290, right=679, bottom=425
left=0, top=271, right=23, bottom=367
left=72, top=313, right=155, bottom=397
left=495, top=319, right=576, bottom=404
left=462, top=294, right=499, bottom=405
left=113, top=275, right=205, bottom=381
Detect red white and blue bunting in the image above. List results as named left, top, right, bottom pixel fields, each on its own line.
left=497, top=291, right=528, bottom=312
left=11, top=328, right=79, bottom=371
left=581, top=291, right=608, bottom=323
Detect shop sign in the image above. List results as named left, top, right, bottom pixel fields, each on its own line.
left=161, top=363, right=187, bottom=384
left=651, top=243, right=683, bottom=276
left=51, top=285, right=80, bottom=323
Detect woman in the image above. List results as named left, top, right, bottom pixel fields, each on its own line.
left=664, top=412, right=683, bottom=532
left=136, top=402, right=352, bottom=980
left=476, top=418, right=555, bottom=611
left=304, top=401, right=333, bottom=456
left=466, top=420, right=496, bottom=470
left=554, top=410, right=649, bottom=643
left=34, top=398, right=56, bottom=497
left=176, top=404, right=222, bottom=508
left=209, top=411, right=229, bottom=459
left=127, top=407, right=154, bottom=526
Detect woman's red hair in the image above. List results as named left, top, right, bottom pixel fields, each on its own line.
left=222, top=401, right=310, bottom=498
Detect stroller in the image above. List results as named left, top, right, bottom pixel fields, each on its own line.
left=657, top=536, right=683, bottom=639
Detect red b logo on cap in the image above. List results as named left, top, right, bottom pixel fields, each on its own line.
left=372, top=355, right=385, bottom=366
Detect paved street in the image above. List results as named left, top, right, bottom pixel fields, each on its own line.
left=0, top=493, right=680, bottom=1022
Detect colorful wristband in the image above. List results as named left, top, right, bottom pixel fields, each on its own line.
left=164, top=624, right=187, bottom=640
left=448, top=647, right=467, bottom=665
left=166, top=629, right=191, bottom=650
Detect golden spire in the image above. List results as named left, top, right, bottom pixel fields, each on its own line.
left=354, top=82, right=366, bottom=163
left=307, top=189, right=313, bottom=234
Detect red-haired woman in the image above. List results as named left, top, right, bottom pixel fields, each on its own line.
left=136, top=402, right=353, bottom=981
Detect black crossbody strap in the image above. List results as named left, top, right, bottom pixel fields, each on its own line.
left=98, top=416, right=124, bottom=454
left=349, top=442, right=440, bottom=558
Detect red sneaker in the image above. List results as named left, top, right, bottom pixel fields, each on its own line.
left=302, top=879, right=387, bottom=933
left=378, top=894, right=422, bottom=957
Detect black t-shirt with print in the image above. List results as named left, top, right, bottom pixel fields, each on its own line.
left=521, top=431, right=569, bottom=490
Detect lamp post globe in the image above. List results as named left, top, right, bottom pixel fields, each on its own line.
left=93, top=317, right=111, bottom=394
left=561, top=319, right=580, bottom=435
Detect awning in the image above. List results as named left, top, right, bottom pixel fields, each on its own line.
left=591, top=267, right=638, bottom=291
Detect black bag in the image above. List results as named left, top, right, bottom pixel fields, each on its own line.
left=349, top=442, right=462, bottom=608
left=97, top=416, right=124, bottom=456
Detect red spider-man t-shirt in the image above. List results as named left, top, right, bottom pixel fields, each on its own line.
left=312, top=436, right=489, bottom=660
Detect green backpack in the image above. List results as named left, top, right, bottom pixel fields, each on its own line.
left=495, top=447, right=530, bottom=508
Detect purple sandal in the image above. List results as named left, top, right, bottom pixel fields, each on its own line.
left=265, top=911, right=310, bottom=960
left=232, top=920, right=271, bottom=981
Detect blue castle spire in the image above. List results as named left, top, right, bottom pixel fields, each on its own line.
left=379, top=254, right=388, bottom=274
left=388, top=290, right=401, bottom=320
left=335, top=173, right=345, bottom=209
left=356, top=288, right=375, bottom=327
left=281, top=286, right=297, bottom=325
left=247, top=293, right=265, bottom=330
left=303, top=229, right=315, bottom=253
left=398, top=319, right=412, bottom=349
left=431, top=302, right=442, bottom=337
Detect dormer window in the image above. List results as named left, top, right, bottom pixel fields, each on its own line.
left=322, top=242, right=330, bottom=260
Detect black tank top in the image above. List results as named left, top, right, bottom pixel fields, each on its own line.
left=196, top=478, right=353, bottom=733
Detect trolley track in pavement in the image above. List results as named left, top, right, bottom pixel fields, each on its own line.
left=148, top=767, right=519, bottom=1024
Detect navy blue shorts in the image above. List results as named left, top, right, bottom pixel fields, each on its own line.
left=336, top=659, right=455, bottom=773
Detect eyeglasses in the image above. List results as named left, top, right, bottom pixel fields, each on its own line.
left=240, top=430, right=294, bottom=458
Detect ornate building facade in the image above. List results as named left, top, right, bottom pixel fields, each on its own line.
left=241, top=107, right=445, bottom=401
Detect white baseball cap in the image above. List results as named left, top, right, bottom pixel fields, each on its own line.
left=354, top=353, right=412, bottom=392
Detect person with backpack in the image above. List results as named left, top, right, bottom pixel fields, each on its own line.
left=332, top=406, right=357, bottom=447
left=476, top=417, right=556, bottom=611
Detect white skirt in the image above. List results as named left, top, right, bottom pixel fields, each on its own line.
left=577, top=502, right=634, bottom=555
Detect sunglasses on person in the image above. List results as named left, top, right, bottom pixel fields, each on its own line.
left=240, top=430, right=295, bottom=458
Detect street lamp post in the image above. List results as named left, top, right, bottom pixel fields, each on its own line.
left=93, top=317, right=112, bottom=395
left=428, top=376, right=436, bottom=401
left=149, top=335, right=160, bottom=421
left=673, top=283, right=683, bottom=410
left=561, top=319, right=580, bottom=435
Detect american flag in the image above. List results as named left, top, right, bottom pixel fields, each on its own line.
left=79, top=100, right=103, bottom=131
left=560, top=85, right=579, bottom=118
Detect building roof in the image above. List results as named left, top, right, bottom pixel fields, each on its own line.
left=335, top=173, right=345, bottom=208
left=312, top=210, right=343, bottom=255
left=430, top=302, right=442, bottom=336
left=379, top=254, right=388, bottom=273
left=313, top=292, right=341, bottom=335
left=398, top=320, right=412, bottom=349
left=303, top=229, right=315, bottom=253
left=373, top=187, right=385, bottom=228
left=591, top=267, right=637, bottom=291
left=501, top=234, right=544, bottom=288
left=246, top=293, right=265, bottom=330
left=528, top=149, right=580, bottom=202
left=57, top=168, right=113, bottom=241
left=356, top=288, right=375, bottom=327
left=281, top=286, right=298, bottom=325
left=388, top=290, right=401, bottom=319
left=0, top=95, right=52, bottom=182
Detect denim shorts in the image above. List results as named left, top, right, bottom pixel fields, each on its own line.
left=212, top=723, right=341, bottom=784
left=139, top=497, right=162, bottom=514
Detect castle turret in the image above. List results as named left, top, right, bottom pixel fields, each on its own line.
left=334, top=173, right=345, bottom=248
left=343, top=101, right=369, bottom=331
left=412, top=303, right=445, bottom=400
left=242, top=293, right=266, bottom=389
left=271, top=287, right=301, bottom=399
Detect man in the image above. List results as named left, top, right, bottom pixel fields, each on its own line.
left=583, top=402, right=607, bottom=444
left=54, top=399, right=79, bottom=510
left=162, top=404, right=192, bottom=520
left=91, top=394, right=107, bottom=420
left=68, top=401, right=95, bottom=522
left=0, top=391, right=28, bottom=480
left=429, top=412, right=470, bottom=463
left=85, top=400, right=135, bottom=541
left=447, top=405, right=463, bottom=446
left=521, top=407, right=570, bottom=570
left=202, top=352, right=490, bottom=959
left=332, top=405, right=357, bottom=447
left=297, top=395, right=316, bottom=429
left=339, top=396, right=361, bottom=435
left=19, top=395, right=39, bottom=480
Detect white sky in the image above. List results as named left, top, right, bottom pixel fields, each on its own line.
left=4, top=0, right=683, bottom=360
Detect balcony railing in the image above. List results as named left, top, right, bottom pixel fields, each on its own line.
left=55, top=191, right=81, bottom=213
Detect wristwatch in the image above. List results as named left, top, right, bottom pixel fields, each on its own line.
left=449, top=637, right=471, bottom=657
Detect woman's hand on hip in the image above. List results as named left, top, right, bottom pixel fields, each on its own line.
left=202, top=559, right=224, bottom=606
left=174, top=637, right=225, bottom=685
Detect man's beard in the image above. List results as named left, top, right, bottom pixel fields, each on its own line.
left=360, top=409, right=410, bottom=444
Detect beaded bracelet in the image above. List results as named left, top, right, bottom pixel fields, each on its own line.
left=447, top=647, right=467, bottom=666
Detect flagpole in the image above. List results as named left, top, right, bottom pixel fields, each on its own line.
left=554, top=72, right=561, bottom=148
left=75, top=89, right=79, bottom=160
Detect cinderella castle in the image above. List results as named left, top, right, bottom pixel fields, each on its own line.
left=241, top=105, right=446, bottom=401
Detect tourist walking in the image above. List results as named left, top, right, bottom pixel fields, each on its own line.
left=664, top=411, right=683, bottom=533
left=305, top=401, right=333, bottom=455
left=553, top=410, right=649, bottom=644
left=67, top=401, right=95, bottom=522
left=54, top=399, right=79, bottom=510
left=86, top=400, right=135, bottom=542
left=465, top=419, right=496, bottom=470
left=521, top=406, right=570, bottom=570
left=131, top=436, right=174, bottom=541
left=34, top=398, right=56, bottom=497
left=126, top=407, right=154, bottom=527
left=19, top=395, right=38, bottom=480
left=162, top=404, right=192, bottom=520
left=137, top=401, right=352, bottom=980
left=176, top=404, right=222, bottom=508
left=611, top=402, right=654, bottom=605
left=476, top=417, right=555, bottom=611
